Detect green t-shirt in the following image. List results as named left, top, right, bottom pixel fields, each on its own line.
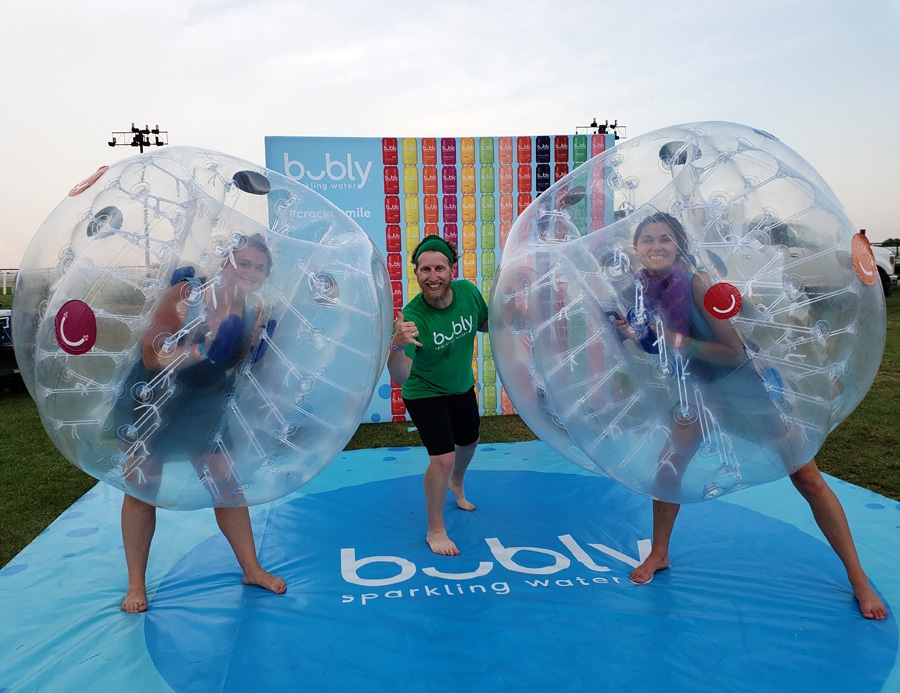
left=401, top=279, right=489, bottom=399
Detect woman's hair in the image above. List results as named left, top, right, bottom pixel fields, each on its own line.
left=633, top=212, right=689, bottom=260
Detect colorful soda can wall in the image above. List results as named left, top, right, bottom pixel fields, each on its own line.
left=265, top=133, right=614, bottom=422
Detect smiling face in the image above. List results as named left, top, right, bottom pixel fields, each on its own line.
left=634, top=220, right=681, bottom=275
left=414, top=249, right=453, bottom=307
left=223, top=245, right=269, bottom=294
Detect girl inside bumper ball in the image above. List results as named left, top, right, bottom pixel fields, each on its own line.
left=114, top=232, right=286, bottom=612
left=612, top=212, right=885, bottom=620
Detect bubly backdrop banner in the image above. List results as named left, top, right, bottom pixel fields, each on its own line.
left=264, top=134, right=615, bottom=423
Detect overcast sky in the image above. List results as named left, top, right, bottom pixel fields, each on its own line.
left=2, top=0, right=898, bottom=269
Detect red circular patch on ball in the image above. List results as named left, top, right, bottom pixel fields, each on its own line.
left=850, top=232, right=878, bottom=286
left=68, top=165, right=109, bottom=197
left=703, top=282, right=742, bottom=319
left=54, top=300, right=97, bottom=355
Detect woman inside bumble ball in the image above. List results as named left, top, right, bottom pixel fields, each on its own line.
left=613, top=212, right=885, bottom=619
left=117, top=233, right=286, bottom=612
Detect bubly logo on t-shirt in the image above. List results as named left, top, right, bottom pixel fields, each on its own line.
left=433, top=314, right=474, bottom=348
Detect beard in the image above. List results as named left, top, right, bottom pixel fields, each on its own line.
left=421, top=280, right=451, bottom=306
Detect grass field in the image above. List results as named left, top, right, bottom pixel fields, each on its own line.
left=1, top=292, right=897, bottom=567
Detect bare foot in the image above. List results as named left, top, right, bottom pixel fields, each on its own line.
left=854, top=583, right=887, bottom=620
left=448, top=483, right=475, bottom=511
left=243, top=567, right=287, bottom=594
left=629, top=554, right=670, bottom=585
left=426, top=529, right=460, bottom=556
left=121, top=585, right=148, bottom=613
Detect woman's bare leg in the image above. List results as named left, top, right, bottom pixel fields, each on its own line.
left=790, top=460, right=886, bottom=619
left=121, top=494, right=156, bottom=612
left=630, top=500, right=679, bottom=584
left=214, top=506, right=286, bottom=594
left=632, top=421, right=701, bottom=584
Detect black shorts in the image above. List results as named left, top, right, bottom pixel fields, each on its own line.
left=403, top=387, right=481, bottom=456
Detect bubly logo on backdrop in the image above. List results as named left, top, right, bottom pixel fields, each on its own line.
left=283, top=153, right=373, bottom=189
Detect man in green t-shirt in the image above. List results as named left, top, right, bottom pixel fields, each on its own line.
left=388, top=236, right=489, bottom=556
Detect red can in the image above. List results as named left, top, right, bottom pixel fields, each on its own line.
left=391, top=389, right=406, bottom=415
left=386, top=224, right=402, bottom=252
left=384, top=196, right=401, bottom=223
left=387, top=252, right=403, bottom=280
left=383, top=165, right=399, bottom=195
left=516, top=136, right=532, bottom=163
left=517, top=165, right=532, bottom=192
left=382, top=138, right=399, bottom=165
left=554, top=135, right=569, bottom=162
left=517, top=192, right=532, bottom=215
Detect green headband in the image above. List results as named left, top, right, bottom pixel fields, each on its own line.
left=413, top=235, right=455, bottom=264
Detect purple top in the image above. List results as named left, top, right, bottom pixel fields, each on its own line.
left=639, top=264, right=692, bottom=334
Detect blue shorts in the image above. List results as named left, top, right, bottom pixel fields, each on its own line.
left=403, top=387, right=480, bottom=456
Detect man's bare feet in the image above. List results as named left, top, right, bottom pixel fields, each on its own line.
left=121, top=585, right=148, bottom=613
left=426, top=529, right=460, bottom=556
left=243, top=567, right=287, bottom=594
left=629, top=554, right=670, bottom=585
left=854, top=583, right=887, bottom=620
left=448, top=483, right=475, bottom=511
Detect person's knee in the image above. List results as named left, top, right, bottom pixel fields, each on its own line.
left=214, top=505, right=248, bottom=520
left=122, top=493, right=156, bottom=518
left=124, top=492, right=148, bottom=507
left=428, top=452, right=456, bottom=474
left=789, top=462, right=826, bottom=498
left=456, top=438, right=479, bottom=452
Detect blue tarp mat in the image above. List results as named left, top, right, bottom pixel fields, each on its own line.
left=1, top=441, right=897, bottom=692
